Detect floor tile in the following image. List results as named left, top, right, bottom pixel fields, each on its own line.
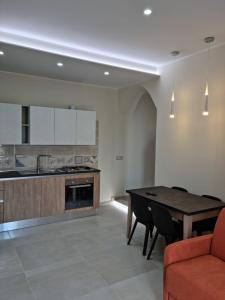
left=28, top=261, right=107, bottom=300
left=0, top=274, right=34, bottom=300
left=0, top=231, right=11, bottom=240
left=111, top=269, right=163, bottom=300
left=9, top=224, right=62, bottom=247
left=16, top=237, right=84, bottom=271
left=87, top=245, right=158, bottom=284
left=75, top=286, right=122, bottom=300
left=0, top=253, right=24, bottom=279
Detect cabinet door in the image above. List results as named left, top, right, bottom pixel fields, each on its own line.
left=76, top=110, right=96, bottom=145
left=30, top=106, right=54, bottom=145
left=0, top=103, right=22, bottom=144
left=41, top=177, right=65, bottom=217
left=54, top=108, right=76, bottom=145
left=4, top=179, right=42, bottom=222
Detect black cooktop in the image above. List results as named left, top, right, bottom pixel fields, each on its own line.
left=56, top=166, right=96, bottom=173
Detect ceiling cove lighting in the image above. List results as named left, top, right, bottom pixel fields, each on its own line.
left=57, top=62, right=64, bottom=67
left=169, top=50, right=180, bottom=119
left=143, top=8, right=152, bottom=16
left=202, top=36, right=215, bottom=117
left=0, top=30, right=159, bottom=75
left=0, top=50, right=4, bottom=55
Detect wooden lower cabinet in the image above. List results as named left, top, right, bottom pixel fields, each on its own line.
left=41, top=176, right=65, bottom=217
left=93, top=173, right=100, bottom=209
left=0, top=182, right=4, bottom=223
left=4, top=179, right=42, bottom=222
left=4, top=177, right=65, bottom=222
left=3, top=172, right=99, bottom=223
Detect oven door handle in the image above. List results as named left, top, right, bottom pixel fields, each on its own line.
left=67, top=184, right=92, bottom=188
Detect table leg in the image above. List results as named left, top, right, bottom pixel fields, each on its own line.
left=183, top=215, right=193, bottom=239
left=127, top=195, right=133, bottom=238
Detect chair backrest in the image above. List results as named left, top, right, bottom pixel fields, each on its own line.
left=130, top=194, right=152, bottom=224
left=211, top=208, right=225, bottom=261
left=172, top=186, right=188, bottom=193
left=150, top=201, right=176, bottom=238
left=202, top=195, right=222, bottom=202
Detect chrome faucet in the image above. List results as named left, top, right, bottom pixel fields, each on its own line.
left=36, top=155, right=51, bottom=174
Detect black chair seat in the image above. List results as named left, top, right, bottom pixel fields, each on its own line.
left=147, top=202, right=182, bottom=260
left=127, top=194, right=154, bottom=256
left=193, top=195, right=221, bottom=235
left=136, top=216, right=153, bottom=226
left=193, top=217, right=217, bottom=234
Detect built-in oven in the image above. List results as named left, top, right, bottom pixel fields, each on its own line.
left=65, top=177, right=94, bottom=210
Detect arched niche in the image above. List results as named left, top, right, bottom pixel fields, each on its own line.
left=125, top=88, right=157, bottom=189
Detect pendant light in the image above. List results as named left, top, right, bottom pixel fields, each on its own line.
left=170, top=91, right=175, bottom=119
left=169, top=50, right=180, bottom=119
left=202, top=36, right=215, bottom=116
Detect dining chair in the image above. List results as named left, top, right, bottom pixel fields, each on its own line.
left=194, top=194, right=222, bottom=235
left=172, top=186, right=188, bottom=192
left=127, top=194, right=154, bottom=256
left=147, top=201, right=182, bottom=260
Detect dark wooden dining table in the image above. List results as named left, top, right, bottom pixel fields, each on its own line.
left=126, top=186, right=225, bottom=239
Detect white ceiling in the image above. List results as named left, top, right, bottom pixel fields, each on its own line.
left=0, top=0, right=225, bottom=81
left=0, top=43, right=157, bottom=88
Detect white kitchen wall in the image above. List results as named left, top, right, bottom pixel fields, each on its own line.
left=145, top=43, right=225, bottom=200
left=0, top=71, right=118, bottom=203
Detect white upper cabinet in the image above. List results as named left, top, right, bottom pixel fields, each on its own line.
left=54, top=108, right=76, bottom=145
left=30, top=106, right=55, bottom=145
left=0, top=103, right=22, bottom=144
left=76, top=110, right=96, bottom=145
left=0, top=103, right=96, bottom=145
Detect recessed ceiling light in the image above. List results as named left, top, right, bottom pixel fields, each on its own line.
left=143, top=8, right=152, bottom=16
left=104, top=71, right=110, bottom=76
left=0, top=50, right=5, bottom=56
left=57, top=62, right=64, bottom=67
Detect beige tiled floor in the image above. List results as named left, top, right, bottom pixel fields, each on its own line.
left=0, top=203, right=163, bottom=300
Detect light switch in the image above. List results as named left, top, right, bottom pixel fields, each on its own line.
left=116, top=156, right=124, bottom=161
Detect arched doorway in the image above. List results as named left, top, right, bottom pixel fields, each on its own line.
left=125, top=91, right=157, bottom=189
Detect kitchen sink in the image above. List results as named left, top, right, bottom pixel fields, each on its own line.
left=18, top=169, right=58, bottom=176
left=18, top=170, right=37, bottom=175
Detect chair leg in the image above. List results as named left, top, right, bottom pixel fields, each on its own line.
left=147, top=230, right=159, bottom=260
left=150, top=225, right=154, bottom=238
left=143, top=226, right=150, bottom=256
left=127, top=219, right=138, bottom=245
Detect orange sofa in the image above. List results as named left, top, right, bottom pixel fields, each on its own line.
left=164, top=208, right=225, bottom=300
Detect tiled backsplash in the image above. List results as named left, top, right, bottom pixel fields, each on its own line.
left=0, top=121, right=99, bottom=170
left=0, top=145, right=98, bottom=170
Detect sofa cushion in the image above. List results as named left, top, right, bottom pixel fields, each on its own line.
left=165, top=254, right=225, bottom=300
left=211, top=208, right=225, bottom=261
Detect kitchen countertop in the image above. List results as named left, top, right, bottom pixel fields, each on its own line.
left=0, top=168, right=100, bottom=181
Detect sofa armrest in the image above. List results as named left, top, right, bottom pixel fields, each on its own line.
left=164, top=234, right=213, bottom=267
